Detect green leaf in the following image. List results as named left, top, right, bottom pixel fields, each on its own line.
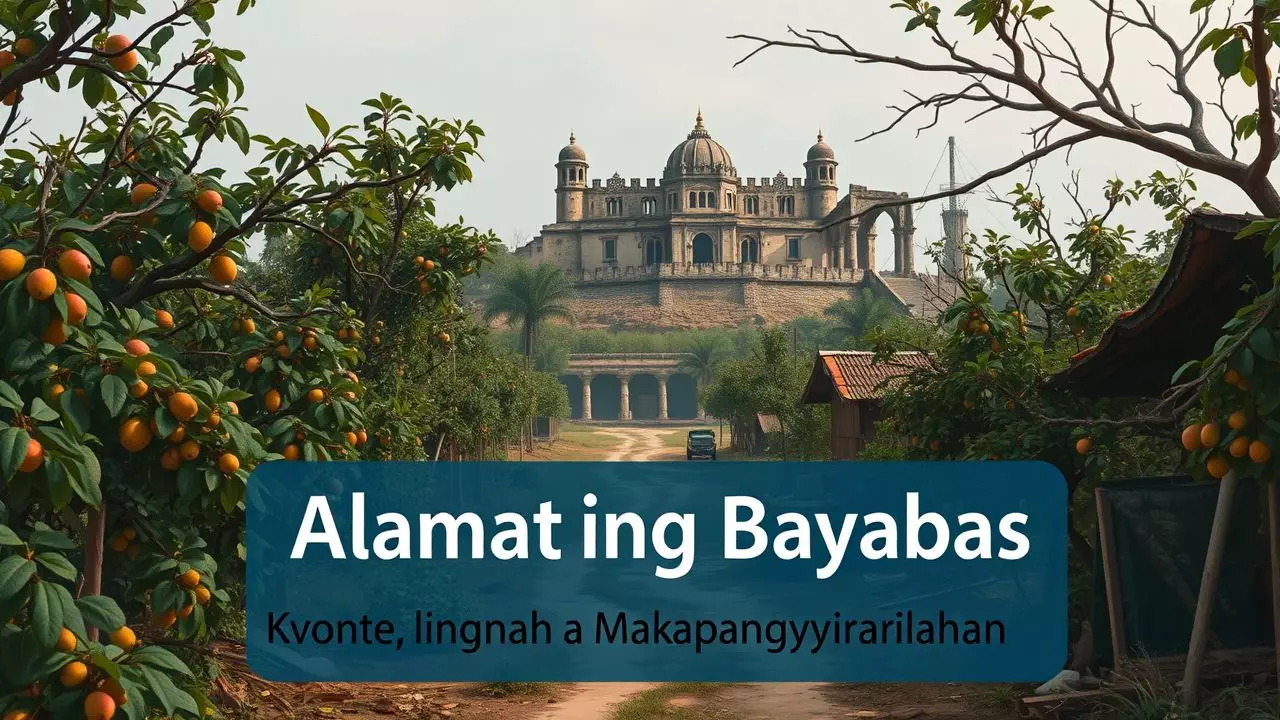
left=76, top=594, right=126, bottom=632
left=1249, top=329, right=1278, bottom=362
left=0, top=524, right=21, bottom=546
left=152, top=580, right=185, bottom=615
left=306, top=104, right=330, bottom=137
left=29, top=528, right=76, bottom=551
left=0, top=555, right=35, bottom=600
left=30, top=580, right=64, bottom=649
left=131, top=645, right=193, bottom=677
left=0, top=426, right=29, bottom=482
left=101, top=374, right=128, bottom=417
left=28, top=396, right=58, bottom=422
left=1215, top=37, right=1245, bottom=78
left=35, top=552, right=77, bottom=582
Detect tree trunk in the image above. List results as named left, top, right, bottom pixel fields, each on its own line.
left=81, top=505, right=106, bottom=641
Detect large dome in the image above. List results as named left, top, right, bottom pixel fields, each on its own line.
left=664, top=111, right=735, bottom=178
left=807, top=131, right=836, bottom=161
left=558, top=133, right=587, bottom=163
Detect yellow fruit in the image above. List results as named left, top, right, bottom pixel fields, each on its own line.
left=264, top=389, right=282, bottom=412
left=55, top=627, right=77, bottom=652
left=110, top=255, right=135, bottom=281
left=129, top=380, right=148, bottom=399
left=130, top=183, right=158, bottom=206
left=178, top=569, right=201, bottom=589
left=209, top=255, right=237, bottom=284
left=217, top=453, right=240, bottom=474
left=118, top=418, right=152, bottom=452
left=1250, top=440, right=1272, bottom=464
left=136, top=360, right=157, bottom=377
left=59, top=660, right=88, bottom=687
left=84, top=690, right=117, bottom=720
left=307, top=388, right=325, bottom=404
left=108, top=625, right=136, bottom=650
left=195, top=586, right=212, bottom=605
left=58, top=249, right=92, bottom=281
left=168, top=392, right=198, bottom=422
left=25, top=267, right=56, bottom=299
left=187, top=221, right=214, bottom=252
left=0, top=248, right=25, bottom=281
left=1200, top=423, right=1221, bottom=448
left=242, top=318, right=256, bottom=334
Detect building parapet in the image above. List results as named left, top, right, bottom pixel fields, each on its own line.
left=741, top=176, right=805, bottom=190
left=574, top=263, right=864, bottom=284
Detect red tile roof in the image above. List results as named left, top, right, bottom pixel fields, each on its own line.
left=801, top=351, right=932, bottom=404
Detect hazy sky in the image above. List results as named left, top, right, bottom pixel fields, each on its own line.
left=19, top=1, right=1271, bottom=270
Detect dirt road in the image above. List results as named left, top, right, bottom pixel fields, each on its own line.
left=596, top=426, right=677, bottom=462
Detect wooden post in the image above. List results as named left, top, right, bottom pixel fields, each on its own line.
left=1268, top=481, right=1280, bottom=695
left=1181, top=470, right=1239, bottom=708
left=1095, top=488, right=1127, bottom=666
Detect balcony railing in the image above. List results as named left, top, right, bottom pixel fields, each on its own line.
left=574, top=263, right=864, bottom=283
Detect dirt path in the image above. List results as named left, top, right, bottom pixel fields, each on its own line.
left=596, top=427, right=673, bottom=462
left=719, top=683, right=847, bottom=719
left=534, top=683, right=659, bottom=720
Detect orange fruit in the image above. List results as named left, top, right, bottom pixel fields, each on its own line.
left=1228, top=411, right=1249, bottom=431
left=99, top=677, right=128, bottom=706
left=282, top=443, right=301, bottom=460
left=273, top=329, right=285, bottom=342
left=18, top=437, right=42, bottom=472
left=124, top=338, right=150, bottom=357
left=103, top=34, right=131, bottom=54
left=153, top=610, right=176, bottom=628
left=48, top=384, right=65, bottom=402
left=58, top=249, right=92, bottom=281
left=187, top=221, right=214, bottom=252
left=160, top=447, right=181, bottom=470
left=111, top=49, right=139, bottom=73
left=1229, top=436, right=1251, bottom=458
left=356, top=430, right=368, bottom=445
left=209, top=255, right=237, bottom=284
left=195, top=586, right=212, bottom=604
left=1075, top=437, right=1092, bottom=455
left=196, top=189, right=223, bottom=214
left=59, top=660, right=88, bottom=687
left=168, top=392, right=198, bottom=421
left=276, top=344, right=290, bottom=359
left=226, top=401, right=239, bottom=416
left=136, top=360, right=157, bottom=377
left=1206, top=454, right=1230, bottom=479
left=0, top=247, right=25, bottom=281
left=109, top=535, right=129, bottom=553
left=118, top=418, right=152, bottom=452
left=155, top=309, right=174, bottom=328
left=130, top=183, right=158, bottom=206
left=55, top=627, right=76, bottom=652
left=41, top=318, right=66, bottom=345
left=243, top=355, right=261, bottom=373
left=178, top=569, right=201, bottom=589
left=13, top=37, right=37, bottom=56
left=264, top=388, right=282, bottom=412
left=178, top=604, right=194, bottom=619
left=0, top=51, right=14, bottom=70
left=307, top=388, right=325, bottom=404
left=242, top=317, right=257, bottom=334
left=217, top=452, right=239, bottom=474
left=129, top=380, right=148, bottom=399
left=64, top=292, right=87, bottom=325
left=1250, top=440, right=1272, bottom=464
left=110, top=255, right=135, bottom=281
left=108, top=625, right=136, bottom=650
left=167, top=425, right=186, bottom=444
left=84, top=691, right=117, bottom=720
left=1200, top=423, right=1221, bottom=447
left=303, top=335, right=318, bottom=351
left=25, top=267, right=55, bottom=299
left=179, top=439, right=200, bottom=462
left=345, top=431, right=357, bottom=445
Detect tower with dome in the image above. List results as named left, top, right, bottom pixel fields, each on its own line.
left=517, top=111, right=948, bottom=327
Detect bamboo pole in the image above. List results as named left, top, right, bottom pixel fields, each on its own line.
left=1094, top=488, right=1127, bottom=666
left=1181, top=469, right=1239, bottom=708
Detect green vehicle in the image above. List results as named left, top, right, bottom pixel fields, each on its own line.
left=686, top=430, right=717, bottom=460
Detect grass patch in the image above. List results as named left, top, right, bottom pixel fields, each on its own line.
left=612, top=683, right=731, bottom=720
left=474, top=682, right=558, bottom=698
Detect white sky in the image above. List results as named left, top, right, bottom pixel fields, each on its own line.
left=15, top=1, right=1273, bottom=271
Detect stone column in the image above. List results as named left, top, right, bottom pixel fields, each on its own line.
left=658, top=374, right=669, bottom=421
left=581, top=373, right=593, bottom=421
left=893, top=228, right=905, bottom=274
left=903, top=225, right=916, bottom=274
left=619, top=374, right=632, bottom=422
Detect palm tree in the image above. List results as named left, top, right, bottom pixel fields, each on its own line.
left=823, top=288, right=899, bottom=347
left=484, top=263, right=574, bottom=363
left=678, top=332, right=728, bottom=389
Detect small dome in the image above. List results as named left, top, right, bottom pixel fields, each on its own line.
left=807, top=131, right=836, bottom=161
left=664, top=110, right=735, bottom=178
left=558, top=132, right=587, bottom=163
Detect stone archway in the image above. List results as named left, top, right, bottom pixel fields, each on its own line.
left=644, top=237, right=664, bottom=265
left=666, top=374, right=699, bottom=420
left=629, top=374, right=660, bottom=420
left=692, top=233, right=714, bottom=264
left=740, top=236, right=759, bottom=264
left=855, top=202, right=914, bottom=273
left=589, top=375, right=622, bottom=421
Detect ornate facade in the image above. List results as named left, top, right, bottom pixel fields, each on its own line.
left=516, top=111, right=918, bottom=276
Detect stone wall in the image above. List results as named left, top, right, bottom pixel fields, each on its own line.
left=565, top=277, right=867, bottom=329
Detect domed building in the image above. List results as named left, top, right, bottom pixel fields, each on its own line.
left=520, top=111, right=919, bottom=279
left=512, top=110, right=958, bottom=338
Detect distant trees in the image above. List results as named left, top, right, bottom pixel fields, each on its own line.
left=484, top=263, right=574, bottom=360
left=824, top=288, right=900, bottom=348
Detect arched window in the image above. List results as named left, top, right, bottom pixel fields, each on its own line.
left=727, top=193, right=735, bottom=210
left=740, top=237, right=759, bottom=263
left=819, top=166, right=827, bottom=180
left=641, top=197, right=656, bottom=215
left=779, top=196, right=795, bottom=215
left=698, top=192, right=707, bottom=208
left=744, top=196, right=759, bottom=214
left=708, top=192, right=716, bottom=209
left=606, top=197, right=623, bottom=217
left=689, top=191, right=696, bottom=208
